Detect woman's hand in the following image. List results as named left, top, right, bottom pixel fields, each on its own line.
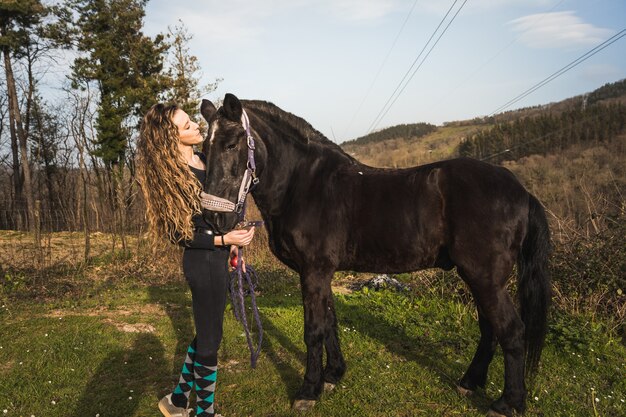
left=229, top=245, right=247, bottom=272
left=223, top=227, right=255, bottom=247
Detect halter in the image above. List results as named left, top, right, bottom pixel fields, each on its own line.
left=202, top=109, right=259, bottom=214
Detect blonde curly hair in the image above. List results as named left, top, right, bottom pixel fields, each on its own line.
left=136, top=103, right=202, bottom=243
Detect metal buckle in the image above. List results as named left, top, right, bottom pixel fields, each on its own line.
left=247, top=135, right=256, bottom=150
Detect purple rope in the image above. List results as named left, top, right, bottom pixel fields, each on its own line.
left=229, top=247, right=263, bottom=368
left=228, top=200, right=263, bottom=368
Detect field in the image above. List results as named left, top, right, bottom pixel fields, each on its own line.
left=1, top=231, right=625, bottom=417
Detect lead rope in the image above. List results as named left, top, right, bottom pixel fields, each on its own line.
left=230, top=242, right=263, bottom=368
left=229, top=111, right=263, bottom=368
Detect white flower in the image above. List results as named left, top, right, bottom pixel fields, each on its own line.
left=128, top=397, right=133, bottom=400
left=51, top=401, right=56, bottom=405
left=3, top=410, right=7, bottom=414
left=534, top=396, right=539, bottom=401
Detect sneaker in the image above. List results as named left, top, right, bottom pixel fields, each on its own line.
left=158, top=394, right=191, bottom=417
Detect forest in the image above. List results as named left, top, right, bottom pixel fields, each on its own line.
left=457, top=95, right=626, bottom=163
left=0, top=0, right=217, bottom=246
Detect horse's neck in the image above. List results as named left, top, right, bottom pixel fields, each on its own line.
left=250, top=123, right=308, bottom=216
left=247, top=105, right=356, bottom=217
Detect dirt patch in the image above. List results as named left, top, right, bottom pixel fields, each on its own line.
left=46, top=303, right=165, bottom=318
left=331, top=285, right=353, bottom=295
left=102, top=318, right=156, bottom=333
left=0, top=359, right=14, bottom=374
left=44, top=304, right=163, bottom=334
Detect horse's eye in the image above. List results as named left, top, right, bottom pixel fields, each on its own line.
left=225, top=143, right=237, bottom=151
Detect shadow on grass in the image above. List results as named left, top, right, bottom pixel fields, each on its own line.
left=147, top=285, right=195, bottom=379
left=71, top=333, right=168, bottom=417
left=257, top=293, right=494, bottom=413
left=258, top=309, right=306, bottom=400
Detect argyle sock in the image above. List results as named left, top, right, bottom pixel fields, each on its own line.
left=194, top=360, right=218, bottom=416
left=170, top=339, right=196, bottom=408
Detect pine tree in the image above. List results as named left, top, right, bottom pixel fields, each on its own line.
left=68, top=0, right=168, bottom=167
left=64, top=0, right=169, bottom=248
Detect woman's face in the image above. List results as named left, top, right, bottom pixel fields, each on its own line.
left=172, top=109, right=203, bottom=146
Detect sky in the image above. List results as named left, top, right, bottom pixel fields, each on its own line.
left=53, top=0, right=626, bottom=143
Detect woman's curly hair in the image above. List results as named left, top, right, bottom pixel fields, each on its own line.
left=136, top=103, right=202, bottom=243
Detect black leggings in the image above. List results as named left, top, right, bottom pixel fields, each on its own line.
left=182, top=247, right=230, bottom=365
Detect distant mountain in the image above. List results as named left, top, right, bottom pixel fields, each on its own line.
left=341, top=123, right=437, bottom=146
left=340, top=78, right=626, bottom=168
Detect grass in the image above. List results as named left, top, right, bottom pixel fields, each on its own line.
left=1, top=272, right=625, bottom=417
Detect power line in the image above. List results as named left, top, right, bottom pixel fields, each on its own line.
left=367, top=0, right=468, bottom=134
left=366, top=0, right=460, bottom=134
left=342, top=0, right=420, bottom=139
left=432, top=0, right=566, bottom=114
left=490, top=28, right=626, bottom=116
left=371, top=0, right=469, bottom=133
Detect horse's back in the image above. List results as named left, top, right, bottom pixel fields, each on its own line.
left=341, top=158, right=530, bottom=273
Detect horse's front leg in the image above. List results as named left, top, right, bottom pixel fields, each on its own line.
left=323, top=293, right=346, bottom=390
left=293, top=267, right=335, bottom=411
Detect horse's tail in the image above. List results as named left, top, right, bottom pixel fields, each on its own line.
left=517, top=194, right=551, bottom=379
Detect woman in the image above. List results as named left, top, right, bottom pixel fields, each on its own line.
left=136, top=103, right=255, bottom=417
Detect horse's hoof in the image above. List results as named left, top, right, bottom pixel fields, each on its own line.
left=292, top=399, right=317, bottom=411
left=486, top=410, right=508, bottom=417
left=456, top=385, right=474, bottom=397
left=324, top=382, right=336, bottom=392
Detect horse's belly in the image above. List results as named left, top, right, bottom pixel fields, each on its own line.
left=342, top=241, right=442, bottom=273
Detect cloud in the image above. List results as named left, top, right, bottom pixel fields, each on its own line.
left=145, top=0, right=398, bottom=46
left=509, top=11, right=615, bottom=49
left=325, top=0, right=398, bottom=21
left=417, top=0, right=553, bottom=15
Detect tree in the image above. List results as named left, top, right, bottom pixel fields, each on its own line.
left=164, top=20, right=220, bottom=117
left=65, top=0, right=169, bottom=249
left=0, top=0, right=50, bottom=229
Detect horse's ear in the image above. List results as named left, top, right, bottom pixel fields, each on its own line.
left=223, top=93, right=243, bottom=122
left=200, top=99, right=217, bottom=121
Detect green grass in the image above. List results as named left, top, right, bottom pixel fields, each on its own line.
left=0, top=278, right=625, bottom=417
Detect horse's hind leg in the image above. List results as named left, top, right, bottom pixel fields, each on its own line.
left=458, top=307, right=497, bottom=394
left=323, top=294, right=346, bottom=389
left=474, top=286, right=526, bottom=416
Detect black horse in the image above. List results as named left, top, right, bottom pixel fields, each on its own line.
left=200, top=94, right=551, bottom=417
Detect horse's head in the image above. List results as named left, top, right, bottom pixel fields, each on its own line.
left=200, top=93, right=260, bottom=232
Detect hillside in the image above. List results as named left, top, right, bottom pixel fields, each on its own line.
left=342, top=123, right=480, bottom=167
left=341, top=78, right=626, bottom=168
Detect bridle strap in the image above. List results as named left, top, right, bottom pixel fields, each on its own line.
left=203, top=108, right=259, bottom=214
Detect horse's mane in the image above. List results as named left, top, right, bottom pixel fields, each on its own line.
left=243, top=100, right=354, bottom=160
